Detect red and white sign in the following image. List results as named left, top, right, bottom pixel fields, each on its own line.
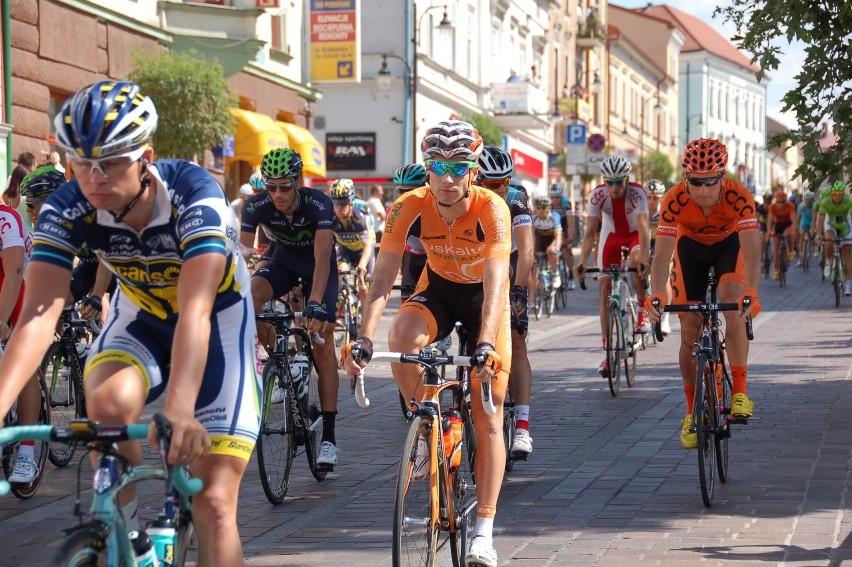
left=510, top=149, right=544, bottom=179
left=256, top=0, right=280, bottom=7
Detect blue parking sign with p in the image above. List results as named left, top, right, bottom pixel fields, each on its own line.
left=567, top=124, right=587, bottom=144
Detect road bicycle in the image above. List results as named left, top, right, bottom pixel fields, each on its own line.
left=1, top=351, right=50, bottom=500
left=42, top=305, right=99, bottom=467
left=334, top=266, right=362, bottom=349
left=777, top=234, right=789, bottom=287
left=653, top=272, right=754, bottom=507
left=0, top=415, right=202, bottom=566
left=800, top=231, right=814, bottom=272
left=532, top=251, right=556, bottom=319
left=255, top=306, right=327, bottom=504
left=554, top=254, right=570, bottom=311
left=824, top=237, right=847, bottom=308
left=761, top=237, right=772, bottom=280
left=580, top=251, right=641, bottom=397
left=353, top=343, right=496, bottom=567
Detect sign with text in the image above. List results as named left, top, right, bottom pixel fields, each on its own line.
left=310, top=0, right=361, bottom=83
left=510, top=149, right=544, bottom=179
left=326, top=132, right=375, bottom=171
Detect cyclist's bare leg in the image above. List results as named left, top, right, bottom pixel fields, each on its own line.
left=772, top=234, right=781, bottom=272
left=14, top=375, right=41, bottom=425
left=509, top=329, right=531, bottom=409
left=825, top=229, right=837, bottom=263
left=718, top=279, right=748, bottom=367
left=677, top=312, right=702, bottom=412
left=192, top=454, right=248, bottom=567
left=842, top=242, right=852, bottom=280
left=386, top=311, right=431, bottom=402
left=250, top=277, right=275, bottom=351
left=597, top=276, right=613, bottom=342
left=627, top=247, right=648, bottom=303
left=84, top=362, right=146, bottom=506
left=561, top=242, right=575, bottom=271
left=470, top=375, right=507, bottom=513
left=313, top=324, right=340, bottom=412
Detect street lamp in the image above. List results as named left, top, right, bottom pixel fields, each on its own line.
left=639, top=96, right=664, bottom=181
left=375, top=53, right=414, bottom=164
left=684, top=112, right=703, bottom=143
left=411, top=4, right=453, bottom=162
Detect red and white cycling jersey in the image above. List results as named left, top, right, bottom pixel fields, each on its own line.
left=0, top=204, right=33, bottom=271
left=587, top=182, right=649, bottom=236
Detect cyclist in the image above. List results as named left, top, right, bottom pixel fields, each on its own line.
left=767, top=188, right=797, bottom=280
left=574, top=156, right=650, bottom=377
left=249, top=171, right=266, bottom=193
left=645, top=138, right=760, bottom=449
left=797, top=191, right=815, bottom=265
left=393, top=163, right=428, bottom=302
left=341, top=120, right=511, bottom=567
left=817, top=181, right=852, bottom=295
left=240, top=147, right=343, bottom=470
left=531, top=196, right=563, bottom=290
left=330, top=178, right=375, bottom=304
left=644, top=178, right=672, bottom=335
left=477, top=145, right=535, bottom=458
left=549, top=182, right=576, bottom=289
left=0, top=165, right=36, bottom=484
left=0, top=81, right=259, bottom=565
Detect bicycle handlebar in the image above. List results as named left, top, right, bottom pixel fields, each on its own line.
left=0, top=420, right=203, bottom=497
left=364, top=351, right=497, bottom=416
left=350, top=369, right=370, bottom=408
left=255, top=311, right=326, bottom=345
left=577, top=266, right=639, bottom=290
left=651, top=299, right=754, bottom=342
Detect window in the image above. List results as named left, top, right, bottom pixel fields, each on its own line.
left=710, top=82, right=716, bottom=117
left=271, top=13, right=287, bottom=53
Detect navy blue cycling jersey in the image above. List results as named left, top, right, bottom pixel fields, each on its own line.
left=32, top=159, right=249, bottom=320
left=241, top=187, right=333, bottom=256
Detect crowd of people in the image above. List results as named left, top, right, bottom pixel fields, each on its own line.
left=0, top=79, right=849, bottom=567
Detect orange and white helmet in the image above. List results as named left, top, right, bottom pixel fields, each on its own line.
left=681, top=138, right=728, bottom=174
left=420, top=120, right=484, bottom=161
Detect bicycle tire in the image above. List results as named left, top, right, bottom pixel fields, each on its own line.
left=802, top=239, right=811, bottom=272
left=779, top=242, right=788, bottom=287
left=43, top=341, right=85, bottom=467
left=834, top=257, right=842, bottom=308
left=625, top=306, right=637, bottom=388
left=257, top=359, right=295, bottom=505
left=716, top=357, right=731, bottom=484
left=820, top=248, right=826, bottom=281
left=762, top=241, right=772, bottom=279
left=392, top=419, right=438, bottom=566
left=51, top=524, right=107, bottom=566
left=174, top=510, right=196, bottom=566
left=606, top=303, right=621, bottom=397
left=695, top=353, right=717, bottom=507
left=2, top=370, right=50, bottom=499
left=303, top=354, right=327, bottom=481
left=502, top=390, right=515, bottom=473
left=449, top=410, right=476, bottom=567
left=546, top=288, right=555, bottom=317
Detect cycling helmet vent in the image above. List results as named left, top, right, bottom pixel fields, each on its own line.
left=477, top=146, right=514, bottom=180
left=644, top=179, right=665, bottom=195
left=600, top=156, right=631, bottom=180
left=548, top=183, right=564, bottom=197
left=330, top=178, right=356, bottom=201
left=20, top=165, right=67, bottom=198
left=261, top=148, right=303, bottom=180
left=393, top=163, right=427, bottom=187
left=421, top=120, right=484, bottom=161
left=681, top=138, right=728, bottom=174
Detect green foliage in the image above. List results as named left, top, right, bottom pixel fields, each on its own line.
left=458, top=111, right=504, bottom=147
left=638, top=151, right=674, bottom=184
left=130, top=50, right=237, bottom=160
left=715, top=1, right=851, bottom=188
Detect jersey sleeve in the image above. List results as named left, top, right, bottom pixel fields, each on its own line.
left=656, top=181, right=686, bottom=238
left=549, top=212, right=562, bottom=229
left=30, top=185, right=88, bottom=270
left=240, top=193, right=267, bottom=234
left=483, top=194, right=512, bottom=261
left=726, top=181, right=759, bottom=232
left=169, top=162, right=230, bottom=260
left=313, top=192, right=335, bottom=231
left=587, top=185, right=605, bottom=218
left=0, top=209, right=25, bottom=250
left=508, top=191, right=532, bottom=229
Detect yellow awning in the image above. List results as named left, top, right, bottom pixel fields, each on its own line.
left=229, top=108, right=289, bottom=165
left=276, top=121, right=326, bottom=178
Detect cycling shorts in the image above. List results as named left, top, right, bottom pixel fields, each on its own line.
left=534, top=234, right=556, bottom=254
left=824, top=216, right=852, bottom=242
left=87, top=291, right=261, bottom=461
left=399, top=267, right=511, bottom=387
left=253, top=253, right=338, bottom=322
left=0, top=271, right=24, bottom=326
left=599, top=231, right=639, bottom=274
left=69, top=260, right=118, bottom=303
left=671, top=232, right=743, bottom=304
left=773, top=221, right=793, bottom=237
left=337, top=246, right=374, bottom=275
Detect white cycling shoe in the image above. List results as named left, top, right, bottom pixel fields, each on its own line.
left=465, top=536, right=498, bottom=567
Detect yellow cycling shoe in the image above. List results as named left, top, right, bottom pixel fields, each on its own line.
left=731, top=393, right=755, bottom=418
left=680, top=415, right=697, bottom=449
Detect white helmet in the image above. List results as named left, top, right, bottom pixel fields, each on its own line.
left=420, top=120, right=484, bottom=161
left=239, top=183, right=253, bottom=196
left=548, top=183, right=564, bottom=197
left=600, top=156, right=631, bottom=180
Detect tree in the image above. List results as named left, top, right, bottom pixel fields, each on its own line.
left=638, top=151, right=674, bottom=184
left=458, top=111, right=504, bottom=147
left=715, top=2, right=851, bottom=188
left=130, top=50, right=236, bottom=160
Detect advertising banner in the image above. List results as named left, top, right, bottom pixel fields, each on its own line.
left=310, top=0, right=361, bottom=83
left=326, top=132, right=375, bottom=171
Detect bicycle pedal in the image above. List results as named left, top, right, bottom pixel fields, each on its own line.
left=510, top=452, right=529, bottom=461
left=730, top=416, right=750, bottom=425
left=316, top=463, right=335, bottom=472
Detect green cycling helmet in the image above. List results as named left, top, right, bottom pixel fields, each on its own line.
left=261, top=148, right=303, bottom=180
left=21, top=165, right=67, bottom=198
left=830, top=180, right=847, bottom=193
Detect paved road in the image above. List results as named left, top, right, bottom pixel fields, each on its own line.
left=1, top=263, right=851, bottom=566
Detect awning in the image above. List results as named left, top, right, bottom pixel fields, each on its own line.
left=229, top=108, right=289, bottom=165
left=276, top=121, right=326, bottom=178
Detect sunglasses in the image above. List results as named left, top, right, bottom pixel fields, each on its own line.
left=604, top=178, right=627, bottom=186
left=332, top=199, right=351, bottom=207
left=425, top=160, right=477, bottom=177
left=68, top=145, right=147, bottom=178
left=687, top=175, right=722, bottom=188
left=26, top=200, right=44, bottom=211
left=478, top=178, right=510, bottom=189
left=266, top=181, right=297, bottom=193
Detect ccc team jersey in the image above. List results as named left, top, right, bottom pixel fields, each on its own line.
left=32, top=159, right=249, bottom=320
left=0, top=204, right=33, bottom=268
left=587, top=182, right=648, bottom=236
left=657, top=178, right=758, bottom=244
left=381, top=185, right=511, bottom=284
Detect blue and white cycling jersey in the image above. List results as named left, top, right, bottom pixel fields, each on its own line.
left=506, top=188, right=532, bottom=253
left=531, top=211, right=562, bottom=237
left=33, top=159, right=249, bottom=321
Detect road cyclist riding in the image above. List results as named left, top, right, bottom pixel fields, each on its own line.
left=815, top=180, right=852, bottom=298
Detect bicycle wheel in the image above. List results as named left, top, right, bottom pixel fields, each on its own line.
left=449, top=411, right=477, bottom=566
left=303, top=354, right=327, bottom=481
left=546, top=288, right=555, bottom=317
left=779, top=244, right=787, bottom=287
left=820, top=246, right=826, bottom=281
left=833, top=257, right=842, bottom=308
left=51, top=524, right=107, bottom=566
left=606, top=303, right=621, bottom=397
left=625, top=306, right=637, bottom=388
left=2, top=371, right=50, bottom=499
left=257, top=359, right=295, bottom=505
left=695, top=353, right=717, bottom=507
left=43, top=342, right=85, bottom=467
left=802, top=238, right=811, bottom=272
left=502, top=390, right=515, bottom=473
left=716, top=358, right=731, bottom=483
left=762, top=242, right=772, bottom=279
left=393, top=419, right=438, bottom=566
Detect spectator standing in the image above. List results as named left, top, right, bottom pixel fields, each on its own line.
left=366, top=184, right=387, bottom=247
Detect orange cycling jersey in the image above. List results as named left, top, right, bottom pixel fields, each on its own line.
left=657, top=178, right=758, bottom=245
left=768, top=201, right=796, bottom=224
left=381, top=185, right=511, bottom=284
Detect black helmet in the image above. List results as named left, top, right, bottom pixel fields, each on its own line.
left=21, top=165, right=67, bottom=198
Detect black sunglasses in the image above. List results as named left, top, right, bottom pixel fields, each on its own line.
left=687, top=176, right=722, bottom=188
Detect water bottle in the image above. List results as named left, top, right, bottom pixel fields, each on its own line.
left=129, top=530, right=160, bottom=567
left=447, top=409, right=463, bottom=469
left=442, top=415, right=454, bottom=465
left=147, top=517, right=177, bottom=566
left=289, top=354, right=310, bottom=399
